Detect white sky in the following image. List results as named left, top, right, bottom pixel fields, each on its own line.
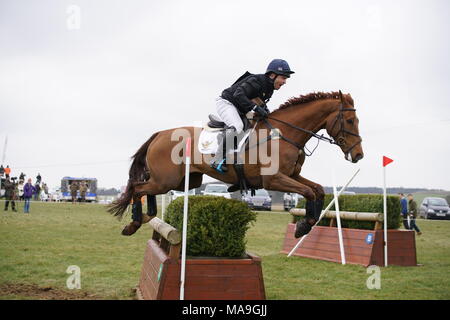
left=1, top=0, right=449, bottom=191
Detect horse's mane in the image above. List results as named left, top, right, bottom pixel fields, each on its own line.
left=275, top=91, right=353, bottom=111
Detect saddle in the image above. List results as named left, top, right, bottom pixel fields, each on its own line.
left=207, top=114, right=251, bottom=132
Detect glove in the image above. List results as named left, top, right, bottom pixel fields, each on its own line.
left=253, top=105, right=269, bottom=118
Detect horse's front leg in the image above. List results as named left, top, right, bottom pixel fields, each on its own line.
left=291, top=175, right=325, bottom=200
left=290, top=175, right=326, bottom=238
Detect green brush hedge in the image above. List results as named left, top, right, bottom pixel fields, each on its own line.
left=164, top=195, right=257, bottom=257
left=294, top=194, right=401, bottom=230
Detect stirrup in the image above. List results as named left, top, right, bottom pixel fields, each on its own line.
left=211, top=158, right=227, bottom=173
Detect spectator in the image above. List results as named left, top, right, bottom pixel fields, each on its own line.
left=4, top=165, right=11, bottom=177
left=36, top=173, right=42, bottom=184
left=79, top=181, right=88, bottom=203
left=70, top=181, right=79, bottom=204
left=19, top=172, right=25, bottom=182
left=407, top=194, right=422, bottom=236
left=18, top=180, right=24, bottom=201
left=0, top=165, right=4, bottom=176
left=34, top=183, right=41, bottom=201
left=399, top=193, right=409, bottom=229
left=43, top=183, right=49, bottom=195
left=23, top=178, right=36, bottom=213
left=4, top=177, right=17, bottom=212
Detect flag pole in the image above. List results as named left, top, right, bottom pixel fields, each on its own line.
left=383, top=163, right=388, bottom=267
left=180, top=137, right=191, bottom=300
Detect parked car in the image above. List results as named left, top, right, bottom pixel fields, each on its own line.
left=201, top=184, right=231, bottom=199
left=170, top=189, right=195, bottom=201
left=242, top=189, right=272, bottom=211
left=419, top=197, right=450, bottom=219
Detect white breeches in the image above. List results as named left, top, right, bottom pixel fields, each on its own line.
left=215, top=97, right=244, bottom=134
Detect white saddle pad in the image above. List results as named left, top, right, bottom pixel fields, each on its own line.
left=198, top=128, right=251, bottom=155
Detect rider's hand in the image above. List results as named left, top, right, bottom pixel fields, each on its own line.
left=254, top=105, right=268, bottom=118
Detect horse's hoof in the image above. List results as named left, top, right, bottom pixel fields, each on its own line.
left=121, top=221, right=141, bottom=236
left=294, top=220, right=313, bottom=238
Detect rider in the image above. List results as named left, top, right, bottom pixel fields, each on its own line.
left=210, top=59, right=295, bottom=173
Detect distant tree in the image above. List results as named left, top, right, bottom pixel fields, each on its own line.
left=96, top=188, right=120, bottom=196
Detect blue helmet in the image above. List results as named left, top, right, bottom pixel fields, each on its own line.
left=266, top=59, right=295, bottom=78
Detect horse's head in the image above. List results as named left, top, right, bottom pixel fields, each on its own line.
left=326, top=91, right=364, bottom=163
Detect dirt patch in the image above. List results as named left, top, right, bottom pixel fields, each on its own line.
left=0, top=283, right=100, bottom=300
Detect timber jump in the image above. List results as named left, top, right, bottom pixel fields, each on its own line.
left=281, top=208, right=418, bottom=267
left=137, top=217, right=266, bottom=300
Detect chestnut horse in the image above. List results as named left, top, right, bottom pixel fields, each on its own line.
left=109, top=91, right=364, bottom=236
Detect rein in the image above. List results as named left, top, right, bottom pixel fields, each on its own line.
left=248, top=103, right=362, bottom=157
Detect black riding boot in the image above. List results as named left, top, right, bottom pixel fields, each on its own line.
left=210, top=127, right=236, bottom=173
left=294, top=199, right=323, bottom=238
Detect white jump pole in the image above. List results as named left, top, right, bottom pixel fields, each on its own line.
left=288, top=168, right=360, bottom=257
left=180, top=137, right=191, bottom=300
left=332, top=171, right=346, bottom=265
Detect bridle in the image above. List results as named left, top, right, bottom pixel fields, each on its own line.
left=327, top=103, right=363, bottom=156
left=252, top=102, right=362, bottom=157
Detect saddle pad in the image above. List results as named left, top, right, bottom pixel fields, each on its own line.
left=198, top=128, right=252, bottom=155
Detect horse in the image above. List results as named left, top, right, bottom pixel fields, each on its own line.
left=108, top=90, right=364, bottom=236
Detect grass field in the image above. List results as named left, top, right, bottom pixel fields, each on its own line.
left=1, top=200, right=449, bottom=300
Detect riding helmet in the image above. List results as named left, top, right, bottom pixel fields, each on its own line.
left=265, top=59, right=295, bottom=78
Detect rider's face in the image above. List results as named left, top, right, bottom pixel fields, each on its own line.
left=273, top=75, right=288, bottom=90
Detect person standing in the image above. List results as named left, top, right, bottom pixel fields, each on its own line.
left=18, top=180, right=24, bottom=201
left=36, top=173, right=42, bottom=184
left=23, top=178, right=35, bottom=213
left=34, top=183, right=41, bottom=201
left=79, top=181, right=88, bottom=203
left=70, top=181, right=79, bottom=204
left=407, top=194, right=422, bottom=235
left=0, top=165, right=4, bottom=176
left=4, top=177, right=17, bottom=212
left=4, top=165, right=11, bottom=177
left=399, top=193, right=409, bottom=229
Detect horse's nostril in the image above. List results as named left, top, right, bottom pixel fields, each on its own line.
left=353, top=153, right=363, bottom=162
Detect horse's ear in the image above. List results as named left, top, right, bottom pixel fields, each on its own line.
left=338, top=90, right=344, bottom=103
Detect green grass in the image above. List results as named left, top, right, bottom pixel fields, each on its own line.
left=1, top=201, right=449, bottom=299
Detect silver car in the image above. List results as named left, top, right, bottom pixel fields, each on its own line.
left=242, top=189, right=272, bottom=211
left=419, top=197, right=450, bottom=219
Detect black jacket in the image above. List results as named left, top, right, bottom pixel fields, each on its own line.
left=221, top=72, right=274, bottom=115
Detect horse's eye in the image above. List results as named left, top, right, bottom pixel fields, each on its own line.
left=347, top=119, right=354, bottom=125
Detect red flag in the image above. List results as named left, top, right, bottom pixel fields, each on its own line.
left=383, top=156, right=394, bottom=167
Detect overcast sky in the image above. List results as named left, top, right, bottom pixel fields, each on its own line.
left=1, top=0, right=449, bottom=191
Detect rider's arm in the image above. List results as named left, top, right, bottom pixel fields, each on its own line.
left=233, top=76, right=263, bottom=114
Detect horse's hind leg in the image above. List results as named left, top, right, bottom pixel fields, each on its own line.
left=121, top=179, right=178, bottom=236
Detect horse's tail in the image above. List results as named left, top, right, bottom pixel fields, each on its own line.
left=107, top=132, right=159, bottom=219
